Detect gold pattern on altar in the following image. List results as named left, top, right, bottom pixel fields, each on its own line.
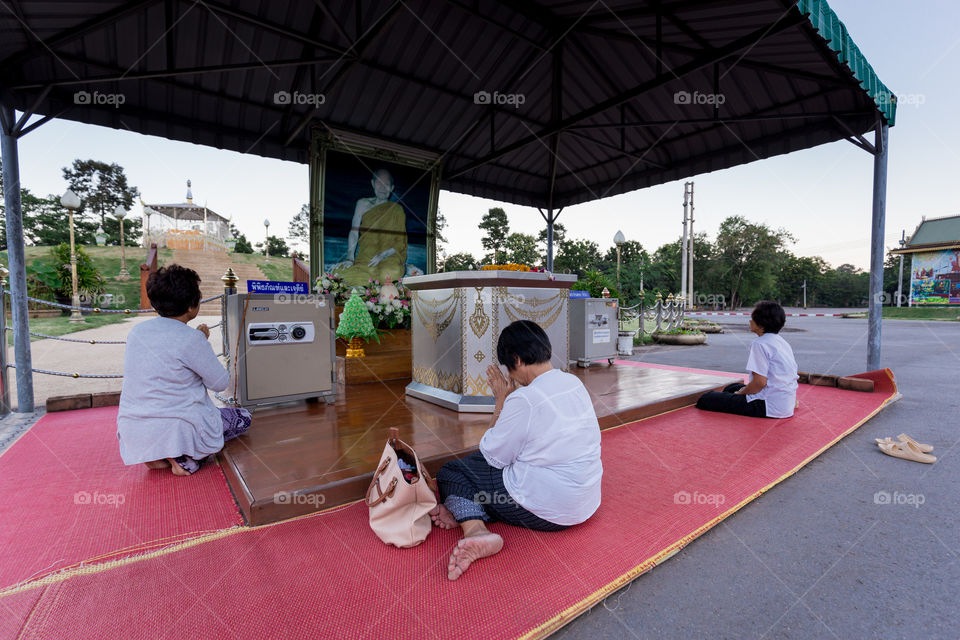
left=463, top=373, right=491, bottom=396
left=468, top=286, right=490, bottom=338
left=412, top=365, right=462, bottom=393
left=502, top=290, right=566, bottom=329
left=474, top=350, right=486, bottom=363
left=412, top=290, right=459, bottom=341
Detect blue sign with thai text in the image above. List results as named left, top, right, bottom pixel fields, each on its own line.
left=247, top=280, right=309, bottom=295
left=569, top=290, right=591, bottom=299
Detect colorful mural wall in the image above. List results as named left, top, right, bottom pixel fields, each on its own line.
left=910, top=249, right=960, bottom=305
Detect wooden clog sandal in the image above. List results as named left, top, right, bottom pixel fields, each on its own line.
left=897, top=433, right=933, bottom=453
left=877, top=439, right=936, bottom=464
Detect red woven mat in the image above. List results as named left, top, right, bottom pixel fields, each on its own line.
left=2, top=371, right=896, bottom=639
left=0, top=406, right=243, bottom=590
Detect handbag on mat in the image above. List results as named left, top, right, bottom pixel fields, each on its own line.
left=366, top=428, right=438, bottom=548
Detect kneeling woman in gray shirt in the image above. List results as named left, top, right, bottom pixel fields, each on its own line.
left=432, top=320, right=603, bottom=581
left=117, top=265, right=251, bottom=476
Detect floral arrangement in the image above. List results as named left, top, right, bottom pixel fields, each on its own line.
left=480, top=264, right=531, bottom=272
left=316, top=272, right=351, bottom=305
left=316, top=273, right=411, bottom=330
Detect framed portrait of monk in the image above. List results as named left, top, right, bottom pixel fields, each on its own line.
left=309, top=131, right=440, bottom=286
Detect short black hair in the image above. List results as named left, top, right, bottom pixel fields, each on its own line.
left=496, top=320, right=552, bottom=370
left=752, top=300, right=786, bottom=334
left=146, top=264, right=202, bottom=317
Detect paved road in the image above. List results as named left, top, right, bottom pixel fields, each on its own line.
left=556, top=314, right=960, bottom=640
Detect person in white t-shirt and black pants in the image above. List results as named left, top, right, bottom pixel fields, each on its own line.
left=430, top=320, right=604, bottom=580
left=696, top=301, right=799, bottom=419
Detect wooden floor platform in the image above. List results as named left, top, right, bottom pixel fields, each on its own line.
left=218, top=364, right=735, bottom=525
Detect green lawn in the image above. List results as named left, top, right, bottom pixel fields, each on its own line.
left=0, top=245, right=174, bottom=310
left=6, top=314, right=134, bottom=344
left=881, top=306, right=960, bottom=321
left=230, top=252, right=294, bottom=282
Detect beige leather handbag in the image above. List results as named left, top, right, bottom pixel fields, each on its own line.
left=366, top=428, right=438, bottom=548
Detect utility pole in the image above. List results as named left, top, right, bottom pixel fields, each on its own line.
left=680, top=185, right=689, bottom=304
left=896, top=229, right=906, bottom=307
left=802, top=279, right=807, bottom=309
left=687, top=181, right=695, bottom=307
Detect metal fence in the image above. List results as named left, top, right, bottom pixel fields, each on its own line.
left=0, top=265, right=228, bottom=414
left=618, top=293, right=686, bottom=340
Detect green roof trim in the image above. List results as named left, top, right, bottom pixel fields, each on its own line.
left=796, top=0, right=897, bottom=126
left=907, top=216, right=960, bottom=247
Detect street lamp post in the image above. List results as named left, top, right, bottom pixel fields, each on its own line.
left=264, top=218, right=270, bottom=264
left=143, top=206, right=156, bottom=247
left=60, top=189, right=85, bottom=323
left=613, top=230, right=625, bottom=296
left=896, top=230, right=906, bottom=307
left=114, top=205, right=130, bottom=280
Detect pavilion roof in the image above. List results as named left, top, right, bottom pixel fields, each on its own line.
left=0, top=0, right=896, bottom=209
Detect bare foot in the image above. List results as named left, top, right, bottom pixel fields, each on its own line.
left=429, top=504, right=458, bottom=529
left=447, top=532, right=503, bottom=581
left=167, top=458, right=191, bottom=476
left=144, top=460, right=169, bottom=470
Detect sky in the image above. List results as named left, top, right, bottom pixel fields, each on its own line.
left=9, top=0, right=960, bottom=270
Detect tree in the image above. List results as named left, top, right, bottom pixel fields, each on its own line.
left=62, top=159, right=141, bottom=245
left=505, top=232, right=540, bottom=266
left=435, top=211, right=448, bottom=249
left=775, top=253, right=828, bottom=307
left=479, top=207, right=510, bottom=264
left=230, top=223, right=254, bottom=254
left=22, top=191, right=99, bottom=246
left=712, top=216, right=793, bottom=308
left=601, top=240, right=650, bottom=306
left=441, top=252, right=477, bottom=271
left=537, top=222, right=567, bottom=255
left=553, top=238, right=601, bottom=275
left=288, top=204, right=309, bottom=246
left=821, top=264, right=870, bottom=307
left=256, top=235, right=289, bottom=258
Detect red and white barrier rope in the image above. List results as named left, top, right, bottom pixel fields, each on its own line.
left=685, top=311, right=849, bottom=317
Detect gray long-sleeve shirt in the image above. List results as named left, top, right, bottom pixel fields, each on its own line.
left=117, top=316, right=229, bottom=464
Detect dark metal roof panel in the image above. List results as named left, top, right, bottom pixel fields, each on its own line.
left=0, top=0, right=896, bottom=209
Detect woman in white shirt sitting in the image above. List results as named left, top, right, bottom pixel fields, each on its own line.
left=431, top=320, right=603, bottom=581
left=696, top=301, right=799, bottom=419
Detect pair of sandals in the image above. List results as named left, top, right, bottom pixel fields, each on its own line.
left=876, top=434, right=936, bottom=464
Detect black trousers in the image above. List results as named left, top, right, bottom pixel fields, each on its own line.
left=696, top=382, right=768, bottom=418
left=436, top=451, right=569, bottom=531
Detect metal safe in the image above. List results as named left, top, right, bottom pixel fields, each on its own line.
left=224, top=293, right=337, bottom=407
left=569, top=297, right=619, bottom=367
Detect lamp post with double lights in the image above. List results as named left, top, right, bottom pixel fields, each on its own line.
left=59, top=189, right=85, bottom=323
left=114, top=205, right=130, bottom=280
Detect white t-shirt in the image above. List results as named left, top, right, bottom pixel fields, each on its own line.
left=479, top=369, right=603, bottom=526
left=745, top=332, right=799, bottom=418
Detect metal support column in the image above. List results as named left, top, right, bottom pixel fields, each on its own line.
left=546, top=211, right=555, bottom=272
left=1, top=103, right=34, bottom=411
left=0, top=265, right=9, bottom=415
left=867, top=123, right=889, bottom=371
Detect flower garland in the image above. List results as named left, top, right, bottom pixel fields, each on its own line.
left=481, top=264, right=531, bottom=272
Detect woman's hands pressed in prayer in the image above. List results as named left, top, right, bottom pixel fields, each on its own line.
left=486, top=365, right=516, bottom=403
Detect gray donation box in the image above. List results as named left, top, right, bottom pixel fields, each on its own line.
left=569, top=297, right=619, bottom=367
